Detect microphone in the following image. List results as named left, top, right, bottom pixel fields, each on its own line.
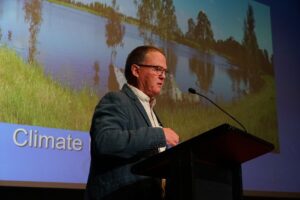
left=188, top=88, right=247, bottom=133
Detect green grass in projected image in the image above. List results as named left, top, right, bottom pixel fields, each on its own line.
left=0, top=47, right=98, bottom=131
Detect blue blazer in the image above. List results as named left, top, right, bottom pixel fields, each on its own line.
left=85, top=84, right=166, bottom=200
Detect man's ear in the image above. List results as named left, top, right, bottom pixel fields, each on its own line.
left=131, top=64, right=139, bottom=78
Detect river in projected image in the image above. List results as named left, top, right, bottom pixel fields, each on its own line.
left=0, top=0, right=247, bottom=102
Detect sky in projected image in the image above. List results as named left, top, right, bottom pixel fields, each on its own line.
left=0, top=0, right=278, bottom=148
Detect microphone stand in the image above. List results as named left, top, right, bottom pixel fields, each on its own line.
left=188, top=88, right=248, bottom=133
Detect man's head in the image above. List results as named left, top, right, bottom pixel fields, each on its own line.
left=125, top=45, right=167, bottom=98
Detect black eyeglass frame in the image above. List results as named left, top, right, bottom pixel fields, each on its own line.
left=135, top=64, right=169, bottom=75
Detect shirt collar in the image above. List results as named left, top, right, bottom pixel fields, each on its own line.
left=127, top=83, right=156, bottom=108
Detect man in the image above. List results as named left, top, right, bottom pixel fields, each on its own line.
left=85, top=45, right=180, bottom=200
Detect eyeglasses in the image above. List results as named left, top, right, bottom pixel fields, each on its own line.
left=135, top=64, right=169, bottom=76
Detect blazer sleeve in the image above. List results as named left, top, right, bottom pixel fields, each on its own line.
left=90, top=91, right=166, bottom=158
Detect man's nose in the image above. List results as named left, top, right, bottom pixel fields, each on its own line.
left=159, top=72, right=166, bottom=79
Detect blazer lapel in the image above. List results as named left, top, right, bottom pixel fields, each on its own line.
left=121, top=84, right=152, bottom=126
left=153, top=110, right=164, bottom=127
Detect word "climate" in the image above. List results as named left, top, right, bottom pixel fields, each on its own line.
left=13, top=128, right=83, bottom=151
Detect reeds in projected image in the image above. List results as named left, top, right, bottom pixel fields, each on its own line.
left=0, top=47, right=98, bottom=131
left=156, top=75, right=279, bottom=151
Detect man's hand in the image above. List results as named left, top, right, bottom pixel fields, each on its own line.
left=163, top=128, right=179, bottom=147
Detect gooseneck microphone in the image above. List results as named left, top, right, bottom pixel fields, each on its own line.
left=188, top=88, right=247, bottom=133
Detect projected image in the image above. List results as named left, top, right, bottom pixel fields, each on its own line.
left=0, top=0, right=278, bottom=148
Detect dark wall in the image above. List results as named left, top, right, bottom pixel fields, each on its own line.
left=0, top=186, right=84, bottom=200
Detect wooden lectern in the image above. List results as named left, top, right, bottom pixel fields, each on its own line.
left=132, top=123, right=274, bottom=200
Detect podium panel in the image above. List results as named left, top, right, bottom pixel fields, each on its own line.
left=191, top=161, right=235, bottom=200
left=164, top=151, right=242, bottom=200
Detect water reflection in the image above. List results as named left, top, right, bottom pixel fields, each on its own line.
left=8, top=30, right=12, bottom=41
left=93, top=61, right=100, bottom=86
left=23, top=0, right=42, bottom=63
left=164, top=45, right=178, bottom=76
left=105, top=0, right=125, bottom=91
left=108, top=62, right=120, bottom=91
left=189, top=54, right=214, bottom=93
left=105, top=0, right=125, bottom=50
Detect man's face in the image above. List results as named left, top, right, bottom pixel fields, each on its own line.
left=132, top=51, right=167, bottom=98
